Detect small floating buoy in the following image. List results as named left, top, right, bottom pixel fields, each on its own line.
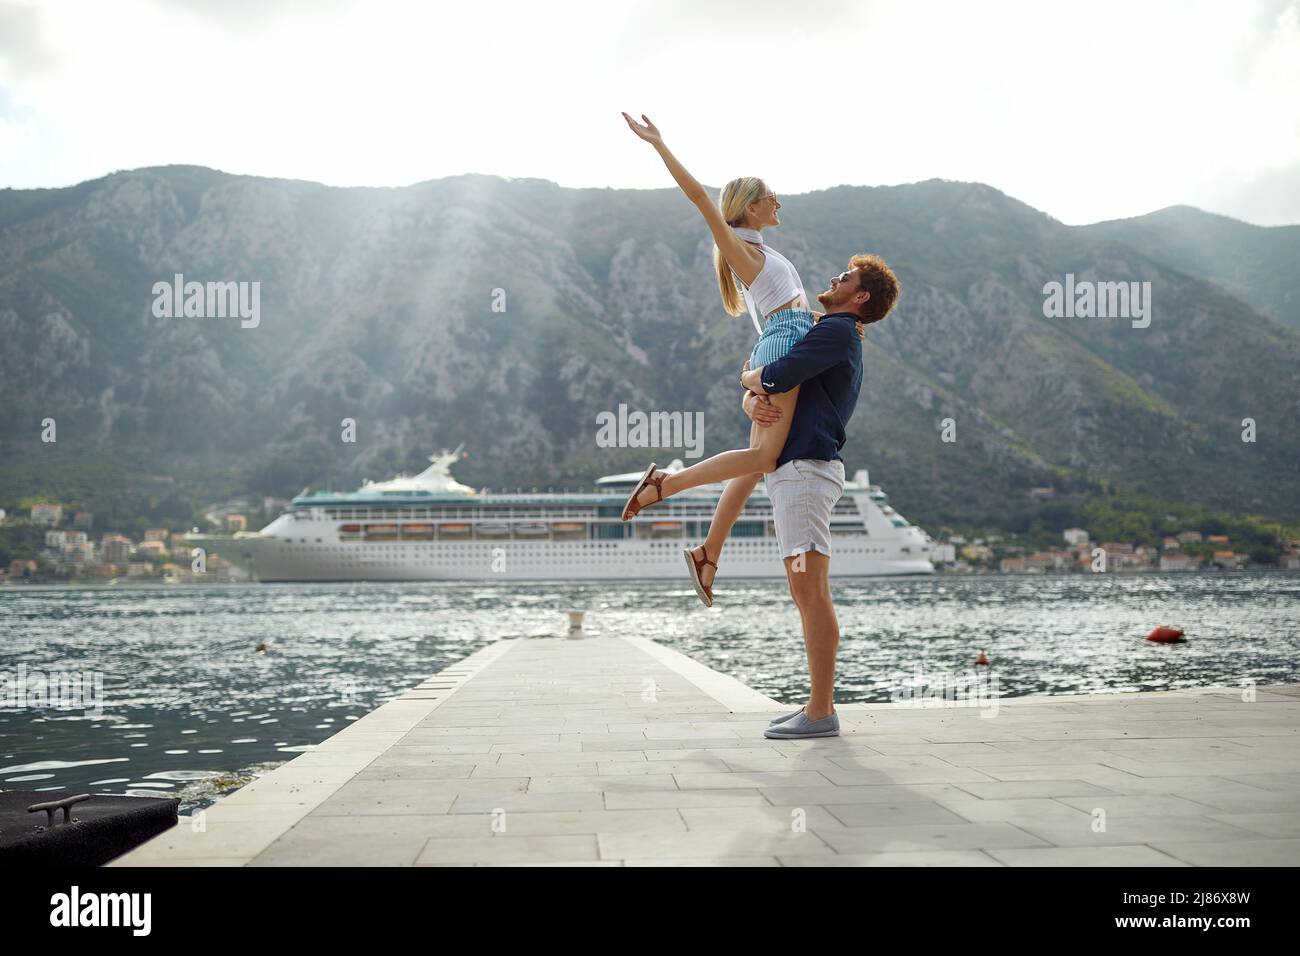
left=975, top=650, right=990, bottom=666
left=255, top=642, right=270, bottom=653
left=1145, top=626, right=1185, bottom=643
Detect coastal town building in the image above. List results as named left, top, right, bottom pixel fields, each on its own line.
left=8, top=558, right=37, bottom=578
left=930, top=543, right=957, bottom=563
left=135, top=540, right=167, bottom=559
left=30, top=503, right=63, bottom=526
left=100, top=534, right=133, bottom=565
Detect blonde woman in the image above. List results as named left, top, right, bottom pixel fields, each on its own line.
left=621, top=112, right=818, bottom=606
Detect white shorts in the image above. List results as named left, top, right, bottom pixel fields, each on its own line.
left=765, top=458, right=846, bottom=560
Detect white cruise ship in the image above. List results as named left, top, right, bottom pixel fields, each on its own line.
left=198, top=450, right=934, bottom=581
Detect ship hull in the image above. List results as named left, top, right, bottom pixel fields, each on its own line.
left=211, top=535, right=933, bottom=582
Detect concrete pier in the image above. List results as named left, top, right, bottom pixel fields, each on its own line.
left=111, top=637, right=1300, bottom=867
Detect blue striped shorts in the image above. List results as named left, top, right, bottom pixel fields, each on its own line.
left=750, top=308, right=815, bottom=368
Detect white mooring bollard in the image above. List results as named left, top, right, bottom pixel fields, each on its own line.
left=567, top=610, right=586, bottom=639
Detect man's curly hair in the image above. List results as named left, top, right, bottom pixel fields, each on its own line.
left=848, top=254, right=900, bottom=324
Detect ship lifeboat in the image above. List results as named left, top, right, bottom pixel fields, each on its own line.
left=1145, top=626, right=1186, bottom=643
left=364, top=524, right=400, bottom=540
left=553, top=522, right=585, bottom=532
left=650, top=521, right=684, bottom=537
left=514, top=522, right=550, bottom=536
left=401, top=524, right=435, bottom=540
left=338, top=524, right=363, bottom=540
left=474, top=522, right=511, bottom=537
left=439, top=523, right=470, bottom=537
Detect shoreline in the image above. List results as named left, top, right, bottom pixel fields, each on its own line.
left=5, top=568, right=1300, bottom=589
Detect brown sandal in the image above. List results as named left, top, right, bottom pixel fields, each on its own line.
left=621, top=463, right=666, bottom=521
left=684, top=545, right=717, bottom=608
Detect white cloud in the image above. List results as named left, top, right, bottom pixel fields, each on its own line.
left=0, top=114, right=37, bottom=159
left=0, top=0, right=1297, bottom=225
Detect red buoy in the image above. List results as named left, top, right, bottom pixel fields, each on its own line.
left=1145, top=626, right=1185, bottom=643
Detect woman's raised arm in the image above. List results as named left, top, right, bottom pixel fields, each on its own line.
left=622, top=112, right=761, bottom=285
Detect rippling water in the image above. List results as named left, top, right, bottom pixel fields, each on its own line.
left=2, top=573, right=1297, bottom=812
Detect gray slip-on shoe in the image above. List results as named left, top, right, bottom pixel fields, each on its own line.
left=763, top=709, right=840, bottom=739
left=769, top=707, right=806, bottom=725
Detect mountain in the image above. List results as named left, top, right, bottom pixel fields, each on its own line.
left=1079, top=205, right=1300, bottom=332
left=1, top=166, right=1298, bottom=527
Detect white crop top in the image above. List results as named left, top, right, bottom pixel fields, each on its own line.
left=730, top=226, right=807, bottom=333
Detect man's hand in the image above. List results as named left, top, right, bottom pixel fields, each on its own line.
left=740, top=362, right=766, bottom=394
left=742, top=391, right=782, bottom=427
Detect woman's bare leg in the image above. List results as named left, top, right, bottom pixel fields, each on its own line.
left=690, top=470, right=762, bottom=590
left=630, top=385, right=800, bottom=511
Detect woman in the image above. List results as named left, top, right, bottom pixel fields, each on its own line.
left=620, top=112, right=819, bottom=607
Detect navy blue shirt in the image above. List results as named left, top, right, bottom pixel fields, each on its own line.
left=757, top=313, right=863, bottom=467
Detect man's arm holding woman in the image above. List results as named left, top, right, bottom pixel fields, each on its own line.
left=740, top=318, right=853, bottom=395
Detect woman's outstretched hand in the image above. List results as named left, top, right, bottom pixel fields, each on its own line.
left=621, top=112, right=662, bottom=145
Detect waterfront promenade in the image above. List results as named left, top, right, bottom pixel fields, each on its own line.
left=111, top=637, right=1300, bottom=867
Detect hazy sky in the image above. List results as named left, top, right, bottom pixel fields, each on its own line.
left=2, top=0, right=1298, bottom=226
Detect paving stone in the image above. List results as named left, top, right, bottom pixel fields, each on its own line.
left=1014, top=814, right=1259, bottom=847
left=987, top=845, right=1190, bottom=866
left=813, top=822, right=1050, bottom=853
left=414, top=835, right=600, bottom=865
left=777, top=850, right=1002, bottom=867
left=1150, top=838, right=1300, bottom=866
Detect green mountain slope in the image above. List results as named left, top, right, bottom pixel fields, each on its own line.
left=1080, top=204, right=1300, bottom=330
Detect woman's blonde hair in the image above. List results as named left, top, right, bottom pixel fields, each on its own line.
left=713, top=176, right=769, bottom=316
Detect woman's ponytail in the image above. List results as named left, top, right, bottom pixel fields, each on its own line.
left=713, top=177, right=768, bottom=317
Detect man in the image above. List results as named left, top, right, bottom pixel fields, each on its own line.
left=739, top=254, right=901, bottom=739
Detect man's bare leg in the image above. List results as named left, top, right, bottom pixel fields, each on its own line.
left=783, top=550, right=838, bottom=720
